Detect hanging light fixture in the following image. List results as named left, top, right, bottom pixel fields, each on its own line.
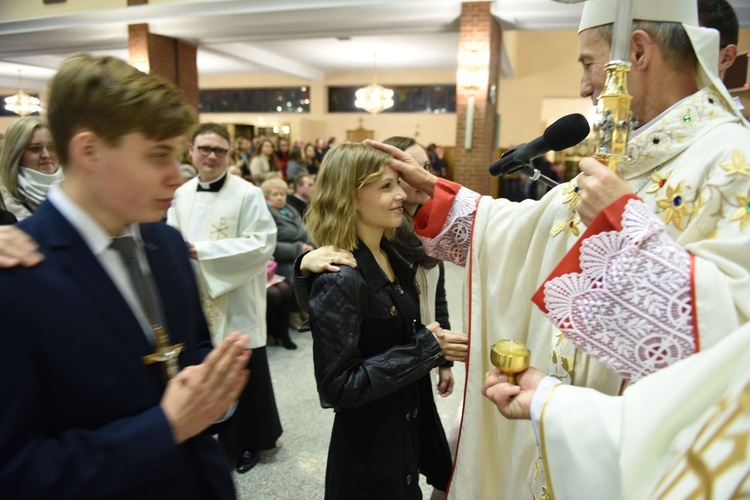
left=355, top=54, right=394, bottom=116
left=4, top=70, right=42, bottom=117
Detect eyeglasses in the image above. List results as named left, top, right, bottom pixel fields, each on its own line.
left=195, top=146, right=229, bottom=158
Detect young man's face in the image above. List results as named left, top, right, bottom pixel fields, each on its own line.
left=190, top=132, right=230, bottom=182
left=88, top=132, right=183, bottom=232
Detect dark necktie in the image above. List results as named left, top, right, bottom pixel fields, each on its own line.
left=110, top=235, right=184, bottom=380
left=110, top=236, right=161, bottom=328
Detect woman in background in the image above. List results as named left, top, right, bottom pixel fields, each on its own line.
left=295, top=143, right=467, bottom=498
left=261, top=177, right=315, bottom=349
left=250, top=138, right=280, bottom=183
left=285, top=145, right=309, bottom=179
left=0, top=117, right=62, bottom=221
left=275, top=137, right=290, bottom=180
left=303, top=142, right=319, bottom=175
left=383, top=136, right=455, bottom=399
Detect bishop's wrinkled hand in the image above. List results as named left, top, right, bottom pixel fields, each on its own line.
left=575, top=157, right=634, bottom=226
left=482, top=366, right=546, bottom=420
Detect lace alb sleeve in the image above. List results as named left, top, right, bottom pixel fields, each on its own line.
left=418, top=186, right=480, bottom=267
left=542, top=198, right=695, bottom=382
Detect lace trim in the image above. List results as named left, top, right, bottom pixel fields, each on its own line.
left=419, top=186, right=479, bottom=267
left=542, top=199, right=695, bottom=381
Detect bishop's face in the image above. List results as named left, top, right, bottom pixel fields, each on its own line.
left=578, top=28, right=611, bottom=104
left=190, top=132, right=230, bottom=182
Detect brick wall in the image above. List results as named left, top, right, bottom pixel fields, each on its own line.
left=128, top=22, right=199, bottom=110
left=454, top=2, right=501, bottom=196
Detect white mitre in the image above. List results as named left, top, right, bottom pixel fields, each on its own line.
left=578, top=0, right=745, bottom=122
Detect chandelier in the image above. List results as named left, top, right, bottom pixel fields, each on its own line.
left=4, top=71, right=41, bottom=117
left=355, top=56, right=394, bottom=115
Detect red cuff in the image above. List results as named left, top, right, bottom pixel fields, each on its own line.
left=532, top=194, right=641, bottom=314
left=414, top=178, right=463, bottom=238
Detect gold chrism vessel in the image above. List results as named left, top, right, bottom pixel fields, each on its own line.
left=490, top=340, right=530, bottom=385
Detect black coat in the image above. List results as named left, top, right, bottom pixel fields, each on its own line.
left=295, top=239, right=452, bottom=499
left=0, top=208, right=16, bottom=225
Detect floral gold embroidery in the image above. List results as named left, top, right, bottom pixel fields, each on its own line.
left=566, top=216, right=581, bottom=237
left=552, top=182, right=582, bottom=238
left=646, top=169, right=673, bottom=194
left=561, top=355, right=574, bottom=374
left=729, top=190, right=750, bottom=229
left=550, top=219, right=566, bottom=238
left=561, top=182, right=581, bottom=210
left=720, top=149, right=750, bottom=177
left=657, top=181, right=692, bottom=230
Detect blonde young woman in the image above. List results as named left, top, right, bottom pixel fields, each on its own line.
left=294, top=143, right=468, bottom=498
left=0, top=117, right=62, bottom=221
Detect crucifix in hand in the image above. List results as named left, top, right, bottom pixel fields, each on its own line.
left=143, top=325, right=185, bottom=380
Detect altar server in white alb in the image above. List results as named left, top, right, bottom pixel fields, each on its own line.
left=167, top=122, right=282, bottom=474
left=367, top=0, right=750, bottom=497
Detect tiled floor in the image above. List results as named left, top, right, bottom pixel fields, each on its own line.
left=234, top=262, right=467, bottom=499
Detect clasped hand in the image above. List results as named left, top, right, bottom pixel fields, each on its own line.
left=426, top=322, right=468, bottom=362
left=161, top=331, right=251, bottom=444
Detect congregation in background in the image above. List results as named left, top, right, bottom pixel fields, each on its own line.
left=1, top=0, right=750, bottom=498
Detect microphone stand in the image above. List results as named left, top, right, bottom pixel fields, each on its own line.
left=517, top=164, right=559, bottom=188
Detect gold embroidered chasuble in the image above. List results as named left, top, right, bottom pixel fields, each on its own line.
left=418, top=88, right=750, bottom=499
left=541, top=321, right=750, bottom=499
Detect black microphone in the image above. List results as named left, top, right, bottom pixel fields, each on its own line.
left=489, top=113, right=590, bottom=177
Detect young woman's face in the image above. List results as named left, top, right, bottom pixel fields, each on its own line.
left=399, top=144, right=430, bottom=213
left=22, top=127, right=59, bottom=174
left=356, top=165, right=406, bottom=233
left=261, top=141, right=274, bottom=157
left=305, top=145, right=315, bottom=160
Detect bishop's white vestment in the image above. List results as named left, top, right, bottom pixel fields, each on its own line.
left=413, top=88, right=750, bottom=499
left=540, top=320, right=750, bottom=499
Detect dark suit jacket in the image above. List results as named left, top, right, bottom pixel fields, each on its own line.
left=0, top=201, right=235, bottom=500
left=285, top=194, right=309, bottom=219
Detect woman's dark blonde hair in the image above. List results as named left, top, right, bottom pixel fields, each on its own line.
left=0, top=117, right=52, bottom=206
left=305, top=143, right=392, bottom=250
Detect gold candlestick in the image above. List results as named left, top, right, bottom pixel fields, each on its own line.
left=490, top=340, right=530, bottom=385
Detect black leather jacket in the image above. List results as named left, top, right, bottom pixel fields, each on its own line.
left=293, top=239, right=452, bottom=495
left=294, top=238, right=445, bottom=409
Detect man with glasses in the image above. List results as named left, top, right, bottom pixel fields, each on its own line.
left=167, top=123, right=282, bottom=474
